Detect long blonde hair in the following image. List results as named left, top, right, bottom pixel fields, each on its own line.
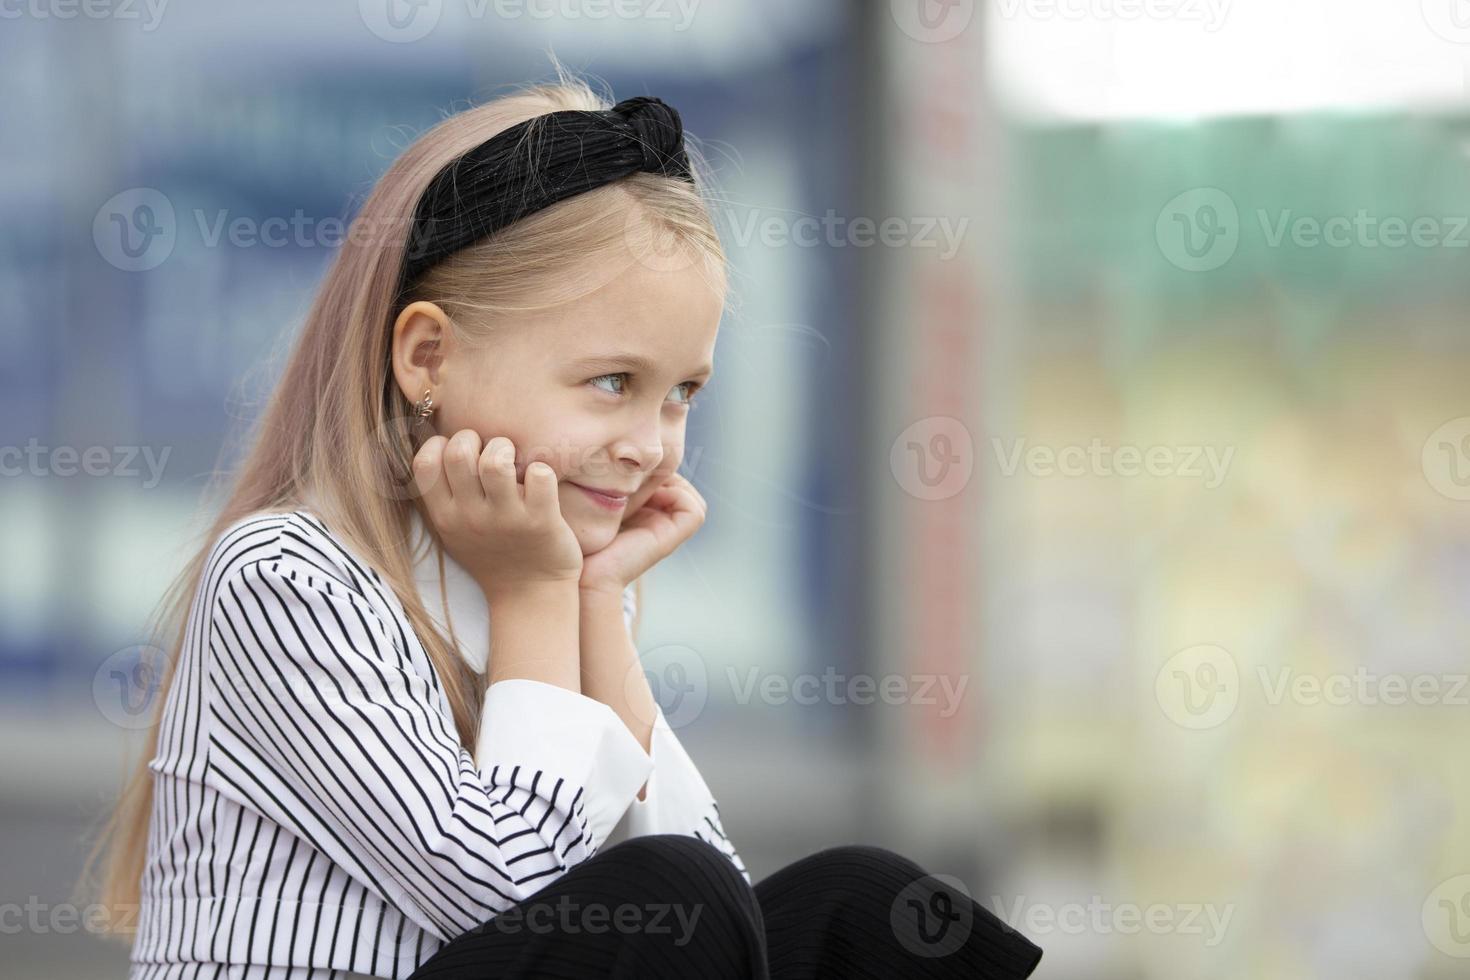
left=81, top=64, right=727, bottom=937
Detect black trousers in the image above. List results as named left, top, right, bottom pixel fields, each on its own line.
left=407, top=834, right=1044, bottom=979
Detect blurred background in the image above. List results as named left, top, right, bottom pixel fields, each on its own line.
left=4, top=0, right=1470, bottom=977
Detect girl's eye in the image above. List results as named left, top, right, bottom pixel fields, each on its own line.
left=669, top=381, right=701, bottom=407
left=589, top=373, right=626, bottom=395
left=589, top=373, right=702, bottom=408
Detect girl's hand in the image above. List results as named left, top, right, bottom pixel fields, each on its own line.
left=579, top=472, right=707, bottom=598
left=413, top=430, right=583, bottom=601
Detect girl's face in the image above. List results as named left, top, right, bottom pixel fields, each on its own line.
left=395, top=251, right=722, bottom=555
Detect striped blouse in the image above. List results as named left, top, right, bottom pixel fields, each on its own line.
left=129, top=506, right=745, bottom=979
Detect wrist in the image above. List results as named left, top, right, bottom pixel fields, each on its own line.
left=578, top=579, right=629, bottom=604
left=482, top=576, right=581, bottom=607
left=485, top=580, right=581, bottom=691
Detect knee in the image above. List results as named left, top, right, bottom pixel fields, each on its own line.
left=597, top=835, right=762, bottom=958
left=760, top=843, right=928, bottom=908
left=791, top=843, right=921, bottom=882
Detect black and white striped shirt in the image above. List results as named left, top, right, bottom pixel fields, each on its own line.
left=130, top=507, right=745, bottom=979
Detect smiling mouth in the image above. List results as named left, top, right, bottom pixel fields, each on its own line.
left=569, top=482, right=629, bottom=510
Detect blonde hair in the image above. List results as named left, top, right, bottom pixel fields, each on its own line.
left=80, top=64, right=727, bottom=938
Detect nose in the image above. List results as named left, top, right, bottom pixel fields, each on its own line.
left=611, top=412, right=666, bottom=477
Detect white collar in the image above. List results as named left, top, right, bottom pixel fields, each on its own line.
left=407, top=508, right=496, bottom=674
left=405, top=507, right=637, bottom=674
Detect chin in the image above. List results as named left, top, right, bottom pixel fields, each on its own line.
left=574, top=524, right=620, bottom=556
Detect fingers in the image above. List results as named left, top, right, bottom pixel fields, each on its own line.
left=412, top=435, right=453, bottom=513
left=415, top=431, right=530, bottom=516
left=443, top=429, right=485, bottom=501
left=660, top=476, right=706, bottom=544
left=523, top=460, right=560, bottom=521
left=665, top=484, right=706, bottom=537
left=650, top=473, right=707, bottom=519
left=626, top=473, right=707, bottom=545
left=478, top=435, right=521, bottom=510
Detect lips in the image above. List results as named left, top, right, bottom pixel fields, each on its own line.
left=570, top=482, right=630, bottom=509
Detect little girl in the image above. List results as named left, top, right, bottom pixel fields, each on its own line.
left=89, top=70, right=1044, bottom=979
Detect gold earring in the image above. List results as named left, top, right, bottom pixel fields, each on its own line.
left=411, top=388, right=436, bottom=427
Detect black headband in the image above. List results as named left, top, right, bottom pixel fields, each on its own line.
left=397, top=95, right=695, bottom=296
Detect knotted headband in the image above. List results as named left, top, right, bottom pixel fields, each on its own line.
left=397, top=95, right=695, bottom=296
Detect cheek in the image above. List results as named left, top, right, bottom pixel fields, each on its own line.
left=541, top=422, right=611, bottom=478
left=657, top=440, right=686, bottom=484
left=434, top=397, right=498, bottom=444
left=530, top=398, right=606, bottom=464
left=440, top=364, right=576, bottom=454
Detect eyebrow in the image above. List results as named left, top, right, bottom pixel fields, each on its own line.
left=569, top=352, right=713, bottom=380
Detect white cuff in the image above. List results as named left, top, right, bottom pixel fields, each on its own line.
left=477, top=679, right=653, bottom=848
left=618, top=703, right=718, bottom=839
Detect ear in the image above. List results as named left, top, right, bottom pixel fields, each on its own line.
left=390, top=301, right=453, bottom=407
